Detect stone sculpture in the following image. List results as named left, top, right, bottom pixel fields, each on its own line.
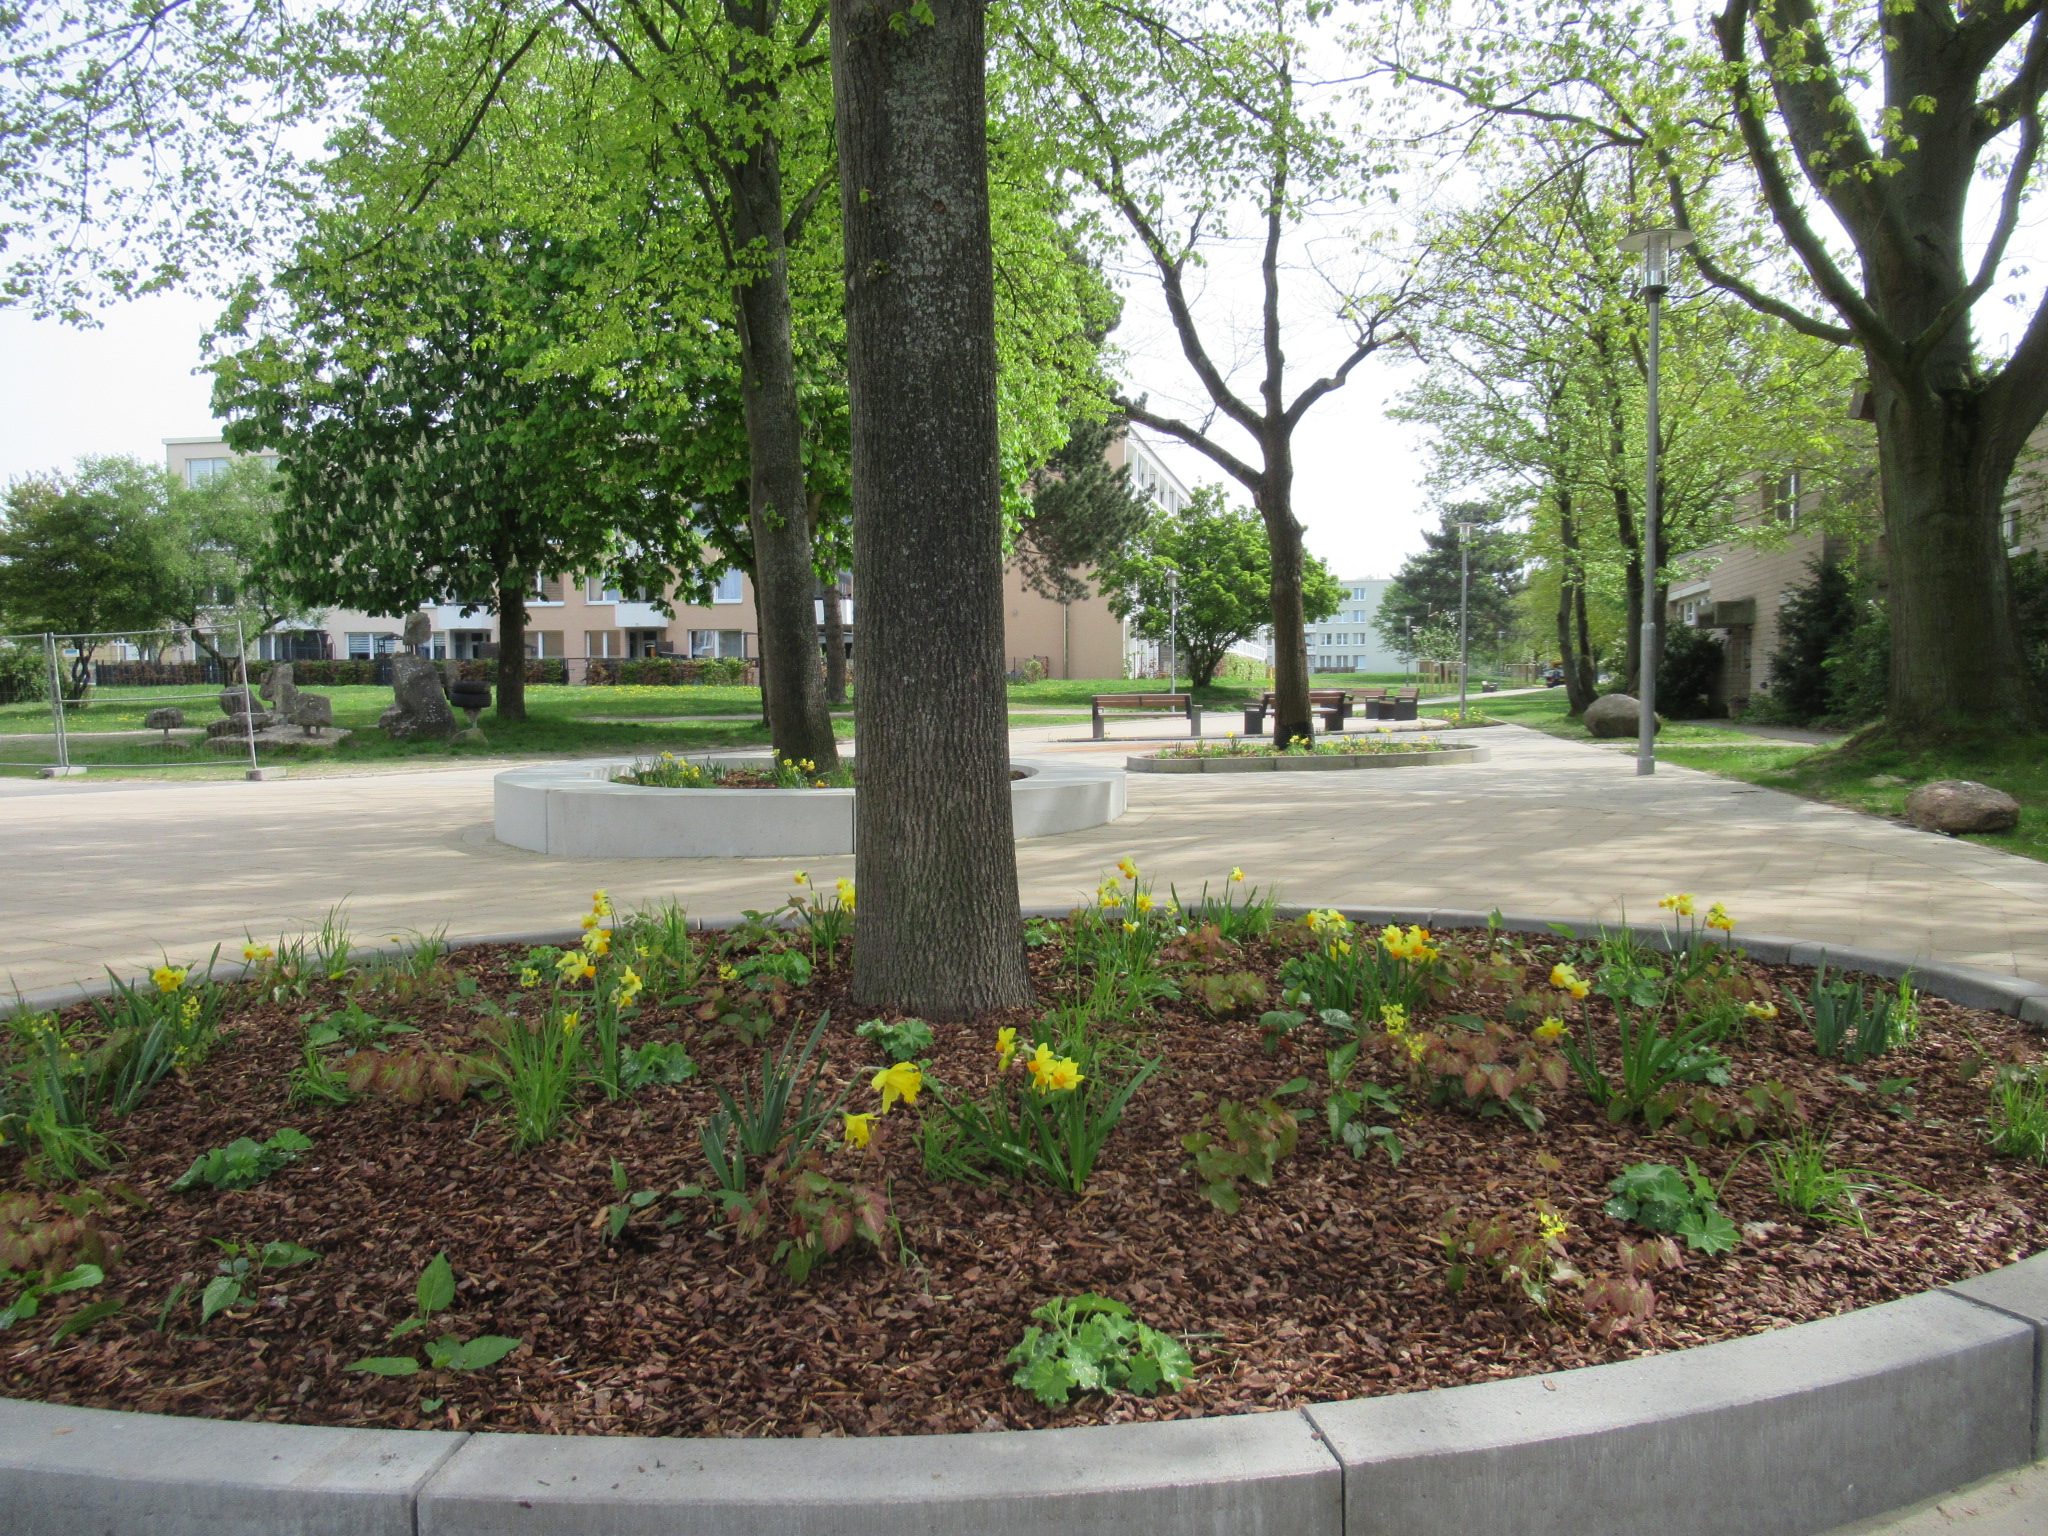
left=290, top=693, right=335, bottom=737
left=260, top=663, right=299, bottom=720
left=143, top=707, right=185, bottom=745
left=379, top=654, right=458, bottom=740
left=403, top=611, right=434, bottom=652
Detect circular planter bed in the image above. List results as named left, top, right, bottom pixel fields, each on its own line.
left=1130, top=739, right=1488, bottom=773
left=492, top=754, right=1125, bottom=857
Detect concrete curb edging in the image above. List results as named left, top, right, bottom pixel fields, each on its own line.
left=1126, top=745, right=1490, bottom=773
left=5, top=910, right=2048, bottom=1533
left=491, top=754, right=1126, bottom=857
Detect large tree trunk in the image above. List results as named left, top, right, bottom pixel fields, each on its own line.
left=820, top=575, right=848, bottom=707
left=1875, top=381, right=2037, bottom=735
left=1554, top=486, right=1597, bottom=714
left=729, top=139, right=840, bottom=772
left=495, top=568, right=527, bottom=723
left=833, top=0, right=1031, bottom=1017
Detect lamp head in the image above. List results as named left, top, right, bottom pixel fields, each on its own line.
left=1619, top=226, right=1695, bottom=291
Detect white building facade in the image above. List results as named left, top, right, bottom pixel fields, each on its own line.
left=1307, top=578, right=1405, bottom=674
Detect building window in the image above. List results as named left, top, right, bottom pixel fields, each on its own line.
left=186, top=458, right=231, bottom=486
left=690, top=628, right=747, bottom=658
left=711, top=570, right=745, bottom=605
left=1766, top=471, right=1802, bottom=527
left=346, top=633, right=374, bottom=660
left=530, top=575, right=564, bottom=604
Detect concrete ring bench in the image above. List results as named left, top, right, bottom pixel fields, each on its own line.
left=491, top=754, right=1126, bottom=857
left=6, top=911, right=2048, bottom=1536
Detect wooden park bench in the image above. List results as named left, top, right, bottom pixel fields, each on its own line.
left=1241, top=689, right=1353, bottom=735
left=1092, top=692, right=1202, bottom=740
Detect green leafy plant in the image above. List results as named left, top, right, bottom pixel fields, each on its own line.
left=855, top=1017, right=934, bottom=1064
left=727, top=1152, right=891, bottom=1283
left=1987, top=1067, right=2048, bottom=1163
left=600, top=1159, right=700, bottom=1242
left=1440, top=1202, right=1578, bottom=1308
left=619, top=1040, right=696, bottom=1090
left=1184, top=1088, right=1304, bottom=1213
left=1392, top=1014, right=1566, bottom=1132
left=1168, top=877, right=1278, bottom=943
left=286, top=1027, right=355, bottom=1108
left=1603, top=1162, right=1739, bottom=1254
left=1760, top=1127, right=1880, bottom=1230
left=712, top=1013, right=839, bottom=1159
left=1192, top=970, right=1268, bottom=1017
left=931, top=1036, right=1161, bottom=1196
left=479, top=1005, right=583, bottom=1148
left=0, top=1262, right=103, bottom=1329
left=320, top=999, right=415, bottom=1049
left=1789, top=963, right=1904, bottom=1065
left=1005, top=1293, right=1193, bottom=1407
left=348, top=1253, right=521, bottom=1377
left=199, top=1238, right=317, bottom=1325
left=170, top=1128, right=312, bottom=1192
left=0, top=1186, right=127, bottom=1331
left=1558, top=1008, right=1730, bottom=1125
left=1323, top=1042, right=1402, bottom=1164
left=1581, top=1236, right=1686, bottom=1341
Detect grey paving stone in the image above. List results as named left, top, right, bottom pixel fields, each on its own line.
left=417, top=1410, right=1340, bottom=1536
left=0, top=1396, right=465, bottom=1536
left=1303, top=1291, right=2031, bottom=1536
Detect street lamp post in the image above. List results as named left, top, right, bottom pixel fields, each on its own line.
left=1455, top=521, right=1478, bottom=721
left=1166, top=569, right=1179, bottom=691
left=1618, top=226, right=1694, bottom=777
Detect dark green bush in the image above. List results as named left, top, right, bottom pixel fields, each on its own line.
left=1657, top=625, right=1724, bottom=718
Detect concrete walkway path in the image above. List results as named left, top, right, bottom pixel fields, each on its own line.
left=6, top=720, right=2047, bottom=1001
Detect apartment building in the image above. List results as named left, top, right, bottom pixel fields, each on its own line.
left=167, top=427, right=1193, bottom=681
left=1307, top=579, right=1403, bottom=673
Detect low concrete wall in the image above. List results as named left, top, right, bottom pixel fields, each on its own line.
left=5, top=914, right=2048, bottom=1534
left=1128, top=745, right=1489, bottom=774
left=492, top=755, right=1126, bottom=858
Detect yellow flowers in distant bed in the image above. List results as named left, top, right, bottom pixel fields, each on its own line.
left=997, top=1027, right=1019, bottom=1072
left=1025, top=1042, right=1084, bottom=1094
left=871, top=1061, right=923, bottom=1112
left=614, top=967, right=643, bottom=1007
left=1745, top=1001, right=1779, bottom=1021
left=843, top=1112, right=875, bottom=1150
left=1658, top=892, right=1695, bottom=917
left=1305, top=908, right=1352, bottom=939
left=1551, top=963, right=1589, bottom=1000
left=1229, top=866, right=1245, bottom=883
left=1380, top=924, right=1438, bottom=964
left=152, top=966, right=187, bottom=993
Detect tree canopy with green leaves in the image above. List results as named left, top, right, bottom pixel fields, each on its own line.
left=211, top=223, right=709, bottom=722
left=1014, top=417, right=1155, bottom=603
left=1100, top=486, right=1341, bottom=688
left=1372, top=505, right=1525, bottom=662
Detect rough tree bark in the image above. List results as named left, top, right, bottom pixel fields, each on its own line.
left=832, top=0, right=1031, bottom=1016
left=820, top=574, right=848, bottom=706
left=1554, top=487, right=1597, bottom=714
left=494, top=562, right=528, bottom=723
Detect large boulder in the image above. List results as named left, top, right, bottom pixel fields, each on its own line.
left=290, top=692, right=334, bottom=737
left=1584, top=693, right=1660, bottom=739
left=1906, top=779, right=2020, bottom=835
left=379, top=654, right=458, bottom=741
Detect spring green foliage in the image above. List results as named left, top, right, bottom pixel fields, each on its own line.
left=170, top=1128, right=311, bottom=1193
left=0, top=1264, right=103, bottom=1330
left=1603, top=1162, right=1739, bottom=1255
left=1760, top=1129, right=1879, bottom=1231
left=199, top=1239, right=317, bottom=1326
left=1005, top=1294, right=1193, bottom=1408
left=347, top=1251, right=520, bottom=1377
left=1988, top=1069, right=2048, bottom=1164
left=1324, top=1043, right=1403, bottom=1165
left=855, top=1018, right=934, bottom=1065
left=1790, top=965, right=1905, bottom=1065
left=1184, top=1088, right=1306, bottom=1214
left=1098, top=488, right=1343, bottom=687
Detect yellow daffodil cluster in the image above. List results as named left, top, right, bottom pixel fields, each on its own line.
left=1025, top=1041, right=1085, bottom=1094
left=1533, top=1017, right=1567, bottom=1042
left=591, top=890, right=612, bottom=917
left=871, top=1061, right=923, bottom=1112
left=1550, top=963, right=1590, bottom=1000
left=1117, top=857, right=1139, bottom=881
left=1134, top=893, right=1154, bottom=914
left=1097, top=879, right=1126, bottom=908
left=996, top=1027, right=1019, bottom=1072
left=1705, top=903, right=1734, bottom=932
left=1658, top=892, right=1695, bottom=917
left=1305, top=908, right=1352, bottom=939
left=555, top=949, right=597, bottom=984
left=1230, top=867, right=1245, bottom=883
left=843, top=1112, right=875, bottom=1149
left=614, top=966, right=643, bottom=1007
left=836, top=878, right=856, bottom=912
left=1380, top=925, right=1439, bottom=964
left=518, top=967, right=540, bottom=988
left=151, top=966, right=187, bottom=994
left=241, top=942, right=274, bottom=965
left=584, top=927, right=611, bottom=960
left=1745, top=1000, right=1779, bottom=1021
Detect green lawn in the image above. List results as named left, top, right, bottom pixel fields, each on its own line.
left=1480, top=690, right=2048, bottom=864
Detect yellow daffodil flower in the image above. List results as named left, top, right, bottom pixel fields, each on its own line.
left=585, top=928, right=611, bottom=958
left=1550, top=963, right=1589, bottom=1000
left=241, top=943, right=273, bottom=964
left=1307, top=908, right=1352, bottom=938
left=843, top=1112, right=875, bottom=1149
left=614, top=967, right=643, bottom=1006
left=1658, top=893, right=1696, bottom=917
left=1098, top=881, right=1125, bottom=908
left=1379, top=924, right=1439, bottom=964
left=560, top=1010, right=581, bottom=1035
left=1229, top=866, right=1245, bottom=883
left=518, top=967, right=539, bottom=988
left=1706, top=903, right=1734, bottom=932
left=793, top=871, right=810, bottom=886
left=1117, top=857, right=1138, bottom=881
left=836, top=878, right=856, bottom=912
left=871, top=1061, right=922, bottom=1113
left=580, top=911, right=601, bottom=931
left=1745, top=1001, right=1779, bottom=1021
left=1025, top=1042, right=1085, bottom=1093
left=555, top=950, right=597, bottom=983
left=591, top=890, right=612, bottom=916
left=151, top=966, right=186, bottom=994
left=1533, top=1017, right=1567, bottom=1041
left=996, top=1027, right=1018, bottom=1072
left=1134, top=893, right=1154, bottom=914
left=1119, top=919, right=1137, bottom=934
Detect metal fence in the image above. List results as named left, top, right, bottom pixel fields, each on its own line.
left=0, top=626, right=260, bottom=778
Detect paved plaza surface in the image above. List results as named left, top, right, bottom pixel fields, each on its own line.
left=6, top=718, right=2047, bottom=1000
